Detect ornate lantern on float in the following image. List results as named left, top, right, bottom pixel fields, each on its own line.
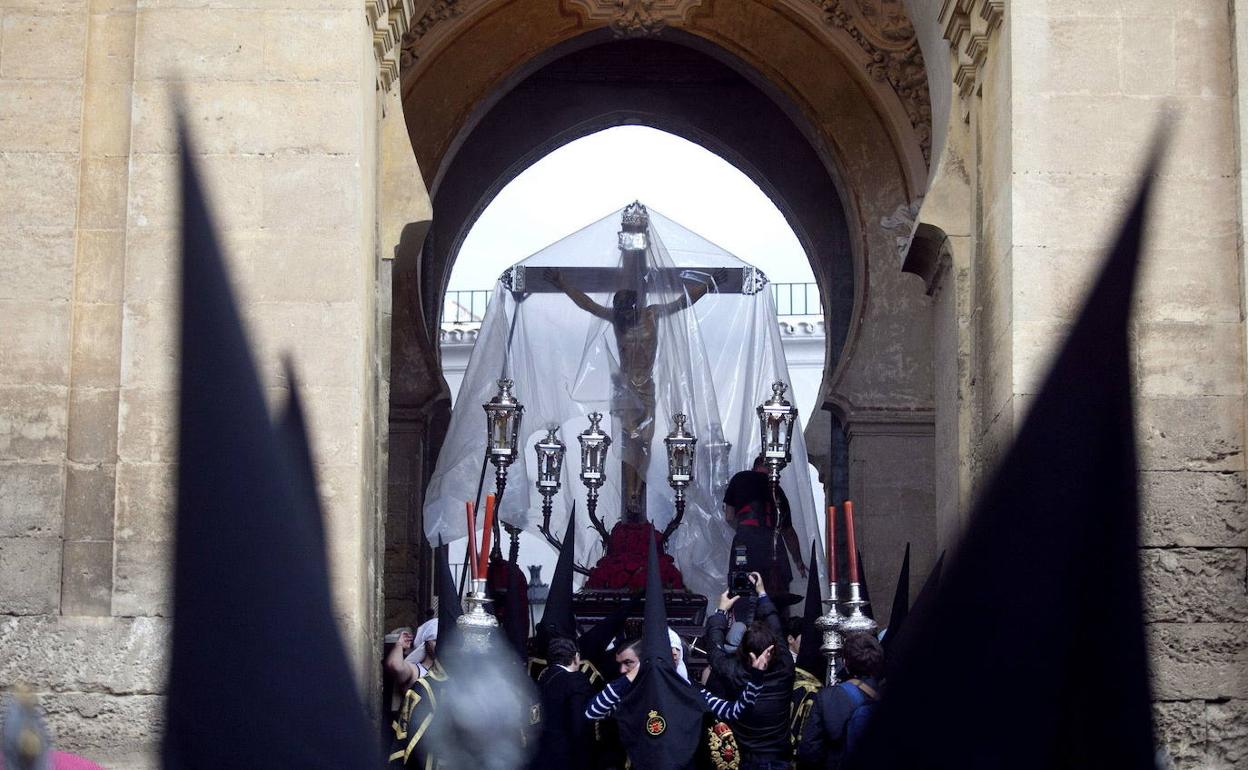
left=661, top=414, right=697, bottom=542
left=534, top=427, right=566, bottom=547
left=756, top=380, right=798, bottom=489
left=483, top=378, right=524, bottom=560
left=483, top=378, right=524, bottom=496
left=578, top=413, right=612, bottom=548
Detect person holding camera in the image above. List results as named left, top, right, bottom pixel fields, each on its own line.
left=724, top=456, right=807, bottom=594
left=704, top=572, right=796, bottom=770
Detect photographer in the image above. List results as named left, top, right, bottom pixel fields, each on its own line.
left=705, top=572, right=796, bottom=770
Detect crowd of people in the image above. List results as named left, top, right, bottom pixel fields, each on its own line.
left=383, top=459, right=894, bottom=770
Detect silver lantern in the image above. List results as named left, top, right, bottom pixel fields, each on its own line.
left=483, top=378, right=524, bottom=562
left=483, top=378, right=524, bottom=490
left=578, top=412, right=612, bottom=548
left=661, top=413, right=697, bottom=543
left=756, top=381, right=798, bottom=486
left=534, top=426, right=566, bottom=550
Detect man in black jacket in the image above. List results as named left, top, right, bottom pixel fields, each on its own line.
left=705, top=572, right=796, bottom=770
left=530, top=637, right=595, bottom=770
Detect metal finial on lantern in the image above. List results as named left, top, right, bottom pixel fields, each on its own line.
left=535, top=426, right=566, bottom=548
left=757, top=381, right=797, bottom=487
left=484, top=378, right=524, bottom=560
left=578, top=413, right=612, bottom=549
left=661, top=414, right=696, bottom=543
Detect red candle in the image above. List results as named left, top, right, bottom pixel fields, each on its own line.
left=826, top=505, right=837, bottom=585
left=465, top=501, right=478, bottom=580
left=478, top=494, right=496, bottom=576
left=844, top=500, right=859, bottom=583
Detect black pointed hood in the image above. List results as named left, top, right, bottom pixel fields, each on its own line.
left=536, top=506, right=578, bottom=654
left=613, top=530, right=707, bottom=770
left=856, top=549, right=874, bottom=620
left=882, top=543, right=911, bottom=648
left=275, top=361, right=323, bottom=545
left=163, top=130, right=376, bottom=768
left=437, top=541, right=463, bottom=659
left=849, top=144, right=1162, bottom=768
left=795, top=540, right=826, bottom=680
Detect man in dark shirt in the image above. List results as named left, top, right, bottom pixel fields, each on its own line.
left=705, top=572, right=797, bottom=770
left=798, top=632, right=884, bottom=769
left=530, top=637, right=595, bottom=770
left=723, top=456, right=806, bottom=591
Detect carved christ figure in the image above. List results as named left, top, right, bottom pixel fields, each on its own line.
left=545, top=267, right=722, bottom=521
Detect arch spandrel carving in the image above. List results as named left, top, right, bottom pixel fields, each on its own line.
left=398, top=0, right=931, bottom=200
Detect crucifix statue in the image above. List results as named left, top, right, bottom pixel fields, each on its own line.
left=505, top=202, right=746, bottom=522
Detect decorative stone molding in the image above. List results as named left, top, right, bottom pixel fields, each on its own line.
left=939, top=0, right=1002, bottom=97
left=400, top=0, right=465, bottom=69
left=566, top=0, right=704, bottom=38
left=369, top=0, right=424, bottom=92
left=819, top=0, right=932, bottom=163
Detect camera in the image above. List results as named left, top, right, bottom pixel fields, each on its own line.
left=729, top=545, right=754, bottom=598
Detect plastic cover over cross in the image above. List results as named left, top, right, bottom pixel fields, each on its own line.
left=423, top=206, right=822, bottom=601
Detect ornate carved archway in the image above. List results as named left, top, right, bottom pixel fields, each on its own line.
left=386, top=0, right=941, bottom=626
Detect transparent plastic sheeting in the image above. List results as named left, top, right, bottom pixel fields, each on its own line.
left=424, top=208, right=823, bottom=600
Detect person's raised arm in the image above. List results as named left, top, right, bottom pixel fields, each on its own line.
left=706, top=592, right=742, bottom=683
left=585, top=666, right=637, bottom=720
left=749, top=572, right=785, bottom=641
left=384, top=631, right=421, bottom=691
left=545, top=268, right=612, bottom=320
left=700, top=646, right=770, bottom=720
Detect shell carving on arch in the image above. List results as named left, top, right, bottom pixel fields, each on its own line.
left=565, top=0, right=705, bottom=38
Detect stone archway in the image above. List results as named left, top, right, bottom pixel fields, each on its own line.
left=387, top=0, right=942, bottom=625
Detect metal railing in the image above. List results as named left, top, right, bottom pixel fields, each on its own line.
left=443, top=290, right=492, bottom=325
left=769, top=282, right=822, bottom=317
left=441, top=282, right=822, bottom=325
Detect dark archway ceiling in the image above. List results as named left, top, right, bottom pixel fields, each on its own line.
left=398, top=39, right=853, bottom=411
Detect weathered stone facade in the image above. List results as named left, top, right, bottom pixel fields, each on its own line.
left=0, top=0, right=1245, bottom=766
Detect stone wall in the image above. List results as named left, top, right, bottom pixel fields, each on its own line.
left=923, top=1, right=1247, bottom=763
left=0, top=0, right=386, bottom=765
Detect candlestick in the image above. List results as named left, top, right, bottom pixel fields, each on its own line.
left=826, top=505, right=837, bottom=585
left=840, top=580, right=877, bottom=636
left=815, top=581, right=844, bottom=686
left=457, top=577, right=500, bottom=653
left=844, top=500, right=858, bottom=583
left=479, top=495, right=495, bottom=577
left=465, top=501, right=478, bottom=580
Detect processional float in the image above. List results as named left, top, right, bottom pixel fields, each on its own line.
left=427, top=200, right=826, bottom=638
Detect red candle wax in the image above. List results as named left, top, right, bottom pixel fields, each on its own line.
left=465, top=501, right=478, bottom=581
left=826, top=505, right=837, bottom=585
left=845, top=500, right=859, bottom=583
left=479, top=494, right=496, bottom=576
